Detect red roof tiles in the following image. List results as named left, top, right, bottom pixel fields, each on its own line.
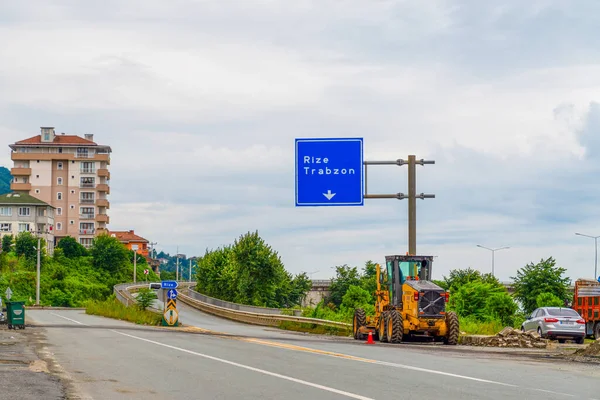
left=109, top=230, right=149, bottom=243
left=15, top=135, right=97, bottom=146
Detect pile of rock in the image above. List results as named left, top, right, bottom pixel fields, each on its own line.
left=461, top=327, right=548, bottom=348
left=574, top=339, right=600, bottom=357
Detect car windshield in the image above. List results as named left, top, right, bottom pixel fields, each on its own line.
left=546, top=308, right=579, bottom=317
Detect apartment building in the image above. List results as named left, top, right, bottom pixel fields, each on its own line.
left=9, top=127, right=111, bottom=248
left=0, top=193, right=55, bottom=254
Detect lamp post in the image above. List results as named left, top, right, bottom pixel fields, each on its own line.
left=575, top=233, right=600, bottom=279
left=476, top=245, right=510, bottom=277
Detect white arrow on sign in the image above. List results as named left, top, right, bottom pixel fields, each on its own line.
left=323, top=190, right=336, bottom=200
left=5, top=287, right=12, bottom=300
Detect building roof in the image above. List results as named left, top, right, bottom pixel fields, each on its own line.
left=0, top=193, right=54, bottom=207
left=14, top=134, right=97, bottom=146
left=109, top=230, right=149, bottom=244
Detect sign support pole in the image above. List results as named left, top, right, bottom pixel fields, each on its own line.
left=363, top=155, right=435, bottom=254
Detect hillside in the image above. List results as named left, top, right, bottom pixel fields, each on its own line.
left=0, top=167, right=10, bottom=195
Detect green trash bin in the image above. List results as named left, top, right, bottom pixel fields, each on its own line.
left=6, top=301, right=25, bottom=330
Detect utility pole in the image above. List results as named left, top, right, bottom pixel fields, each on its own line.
left=575, top=233, right=600, bottom=279
left=363, top=155, right=435, bottom=254
left=476, top=245, right=509, bottom=277
left=176, top=246, right=179, bottom=281
left=36, top=236, right=40, bottom=306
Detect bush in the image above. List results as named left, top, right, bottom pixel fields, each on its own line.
left=85, top=296, right=162, bottom=325
left=535, top=292, right=564, bottom=308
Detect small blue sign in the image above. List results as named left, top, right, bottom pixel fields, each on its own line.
left=295, top=138, right=364, bottom=206
left=161, top=280, right=178, bottom=289
left=167, top=289, right=178, bottom=300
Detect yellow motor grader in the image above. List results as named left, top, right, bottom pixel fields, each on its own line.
left=353, top=254, right=459, bottom=344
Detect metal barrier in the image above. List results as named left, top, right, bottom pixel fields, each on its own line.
left=185, top=288, right=286, bottom=315
left=113, top=281, right=351, bottom=331
left=177, top=289, right=351, bottom=330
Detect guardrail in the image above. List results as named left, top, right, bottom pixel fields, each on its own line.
left=114, top=281, right=351, bottom=332
left=177, top=289, right=351, bottom=330
left=185, top=288, right=290, bottom=315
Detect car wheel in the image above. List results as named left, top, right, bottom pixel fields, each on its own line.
left=521, top=325, right=525, bottom=332
left=537, top=327, right=543, bottom=338
left=575, top=337, right=585, bottom=345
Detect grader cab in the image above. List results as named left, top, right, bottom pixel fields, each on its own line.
left=353, top=255, right=459, bottom=345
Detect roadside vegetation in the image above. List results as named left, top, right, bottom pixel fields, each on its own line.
left=85, top=294, right=162, bottom=326
left=194, top=231, right=312, bottom=309
left=0, top=232, right=159, bottom=306
left=300, top=257, right=572, bottom=336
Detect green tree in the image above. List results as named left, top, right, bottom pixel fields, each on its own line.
left=535, top=292, right=564, bottom=308
left=56, top=236, right=88, bottom=258
left=327, top=265, right=361, bottom=307
left=90, top=234, right=129, bottom=274
left=1, top=234, right=13, bottom=253
left=359, top=260, right=378, bottom=296
left=484, top=292, right=518, bottom=326
left=443, top=267, right=502, bottom=293
left=511, top=257, right=571, bottom=314
left=15, top=232, right=44, bottom=262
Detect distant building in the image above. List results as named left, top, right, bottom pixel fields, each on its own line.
left=8, top=127, right=112, bottom=248
left=0, top=192, right=55, bottom=254
left=108, top=230, right=149, bottom=257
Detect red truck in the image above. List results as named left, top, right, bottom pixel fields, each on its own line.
left=572, top=279, right=600, bottom=339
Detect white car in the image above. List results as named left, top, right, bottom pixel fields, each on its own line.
left=521, top=307, right=586, bottom=344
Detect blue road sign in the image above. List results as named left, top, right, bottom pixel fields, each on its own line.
left=161, top=280, right=178, bottom=289
left=295, top=138, right=364, bottom=206
left=167, top=289, right=178, bottom=300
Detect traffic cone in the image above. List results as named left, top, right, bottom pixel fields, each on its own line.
left=365, top=331, right=375, bottom=344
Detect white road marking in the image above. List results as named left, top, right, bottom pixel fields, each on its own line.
left=531, top=388, right=575, bottom=397
left=50, top=312, right=89, bottom=325
left=110, top=329, right=374, bottom=400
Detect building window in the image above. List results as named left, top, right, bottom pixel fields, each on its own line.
left=80, top=207, right=95, bottom=219
left=18, top=207, right=30, bottom=216
left=35, top=189, right=40, bottom=194
left=80, top=192, right=95, bottom=204
left=0, top=207, right=12, bottom=216
left=0, top=223, right=11, bottom=232
left=79, top=238, right=93, bottom=248
left=57, top=222, right=62, bottom=231
left=36, top=175, right=39, bottom=178
left=18, top=223, right=30, bottom=232
left=70, top=220, right=74, bottom=225
left=57, top=207, right=62, bottom=215
left=70, top=190, right=75, bottom=194
left=80, top=177, right=95, bottom=188
left=57, top=192, right=62, bottom=200
left=70, top=205, right=74, bottom=209
left=57, top=177, right=63, bottom=185
left=57, top=162, right=63, bottom=170
left=80, top=162, right=95, bottom=173
left=37, top=208, right=45, bottom=217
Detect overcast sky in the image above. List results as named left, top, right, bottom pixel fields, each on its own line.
left=1, top=0, right=599, bottom=282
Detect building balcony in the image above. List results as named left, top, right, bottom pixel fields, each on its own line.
left=10, top=182, right=31, bottom=191
left=80, top=169, right=96, bottom=174
left=79, top=228, right=95, bottom=235
left=95, top=227, right=108, bottom=236
left=96, top=184, right=110, bottom=193
left=80, top=183, right=96, bottom=188
left=96, top=199, right=110, bottom=208
left=10, top=167, right=31, bottom=176
left=80, top=213, right=95, bottom=220
left=80, top=198, right=95, bottom=205
left=96, top=214, right=109, bottom=223
left=97, top=168, right=110, bottom=178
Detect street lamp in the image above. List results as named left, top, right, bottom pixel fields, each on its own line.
left=575, top=233, right=600, bottom=279
left=476, top=245, right=510, bottom=277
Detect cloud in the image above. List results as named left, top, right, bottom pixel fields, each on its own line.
left=1, top=1, right=600, bottom=283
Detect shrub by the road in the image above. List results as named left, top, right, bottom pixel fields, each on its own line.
left=85, top=295, right=162, bottom=326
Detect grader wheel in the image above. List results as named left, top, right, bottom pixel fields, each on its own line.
left=353, top=308, right=367, bottom=340
left=378, top=312, right=388, bottom=342
left=386, top=310, right=403, bottom=343
left=444, top=311, right=460, bottom=345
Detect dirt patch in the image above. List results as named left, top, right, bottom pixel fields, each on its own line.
left=574, top=339, right=600, bottom=357
left=460, top=327, right=549, bottom=348
left=28, top=359, right=50, bottom=373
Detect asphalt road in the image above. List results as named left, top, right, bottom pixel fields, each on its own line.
left=26, top=307, right=600, bottom=400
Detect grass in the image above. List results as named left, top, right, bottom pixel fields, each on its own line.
left=278, top=321, right=352, bottom=336
left=85, top=296, right=163, bottom=326
left=458, top=316, right=507, bottom=335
